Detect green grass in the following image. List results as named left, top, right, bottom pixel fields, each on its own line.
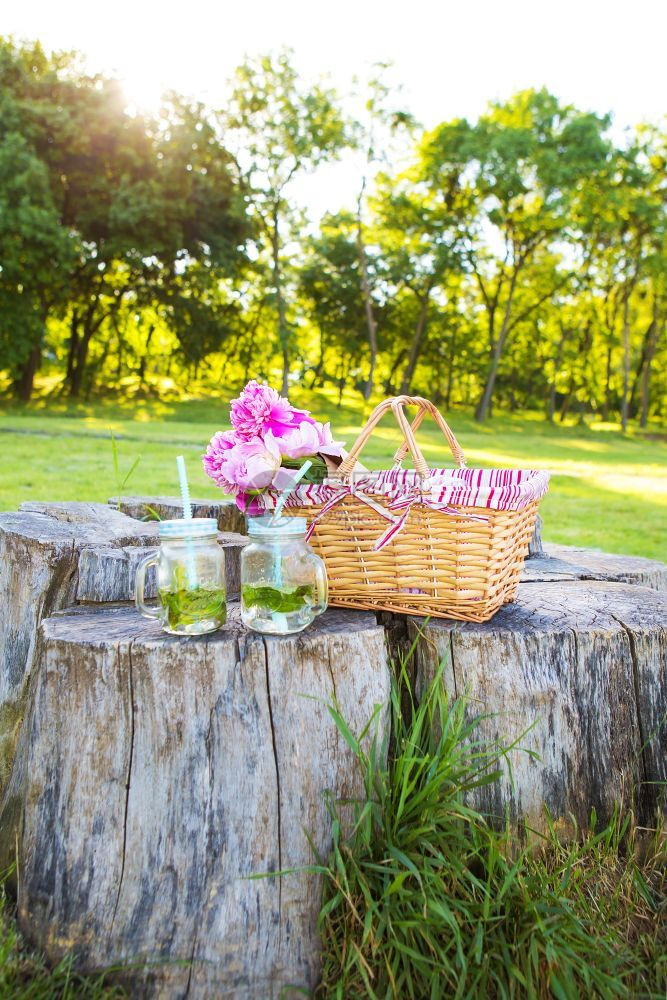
left=312, top=652, right=667, bottom=999
left=0, top=874, right=126, bottom=998
left=0, top=387, right=665, bottom=561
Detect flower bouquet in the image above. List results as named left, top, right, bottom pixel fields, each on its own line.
left=203, top=381, right=346, bottom=512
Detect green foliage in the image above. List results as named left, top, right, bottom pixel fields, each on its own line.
left=0, top=37, right=250, bottom=399
left=241, top=583, right=315, bottom=614
left=109, top=431, right=141, bottom=497
left=0, top=39, right=665, bottom=428
left=220, top=49, right=352, bottom=391
left=158, top=586, right=227, bottom=630
left=314, top=656, right=666, bottom=998
left=0, top=870, right=127, bottom=998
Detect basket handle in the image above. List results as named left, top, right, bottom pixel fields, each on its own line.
left=336, top=396, right=466, bottom=480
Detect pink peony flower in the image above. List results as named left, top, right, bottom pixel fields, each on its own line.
left=217, top=433, right=282, bottom=493
left=316, top=421, right=346, bottom=458
left=272, top=420, right=346, bottom=460
left=230, top=380, right=316, bottom=441
left=235, top=492, right=266, bottom=515
left=202, top=430, right=240, bottom=493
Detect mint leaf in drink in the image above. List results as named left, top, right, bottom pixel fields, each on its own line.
left=241, top=583, right=315, bottom=614
left=158, top=587, right=227, bottom=629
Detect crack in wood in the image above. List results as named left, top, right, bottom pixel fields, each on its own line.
left=261, top=638, right=282, bottom=936
left=111, top=637, right=135, bottom=932
left=610, top=614, right=650, bottom=792
left=449, top=630, right=459, bottom=700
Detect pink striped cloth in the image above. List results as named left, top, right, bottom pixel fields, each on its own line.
left=264, top=467, right=550, bottom=513
left=257, top=467, right=548, bottom=551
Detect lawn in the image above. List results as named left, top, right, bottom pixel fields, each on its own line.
left=1, top=388, right=665, bottom=562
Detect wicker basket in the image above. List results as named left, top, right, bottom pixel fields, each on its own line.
left=280, top=396, right=548, bottom=622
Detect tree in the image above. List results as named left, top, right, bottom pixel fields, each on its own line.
left=0, top=38, right=251, bottom=399
left=372, top=151, right=466, bottom=396
left=423, top=91, right=611, bottom=420
left=299, top=212, right=378, bottom=396
left=0, top=40, right=74, bottom=398
left=576, top=129, right=665, bottom=429
left=351, top=66, right=415, bottom=399
left=221, top=50, right=351, bottom=394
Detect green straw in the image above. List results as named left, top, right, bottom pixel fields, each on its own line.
left=270, top=459, right=312, bottom=526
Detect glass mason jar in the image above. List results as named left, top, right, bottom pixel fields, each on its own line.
left=135, top=518, right=226, bottom=635
left=241, top=516, right=328, bottom=635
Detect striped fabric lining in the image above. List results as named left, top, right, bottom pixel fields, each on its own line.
left=272, top=467, right=550, bottom=512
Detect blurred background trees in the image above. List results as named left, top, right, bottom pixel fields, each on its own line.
left=0, top=37, right=664, bottom=423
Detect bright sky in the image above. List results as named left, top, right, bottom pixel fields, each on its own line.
left=5, top=0, right=667, bottom=219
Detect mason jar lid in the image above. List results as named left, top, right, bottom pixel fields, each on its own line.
left=158, top=518, right=218, bottom=539
left=247, top=515, right=307, bottom=538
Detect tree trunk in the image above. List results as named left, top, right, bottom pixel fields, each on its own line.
left=547, top=324, right=569, bottom=423
left=640, top=300, right=662, bottom=428
left=138, top=325, right=155, bottom=384
left=601, top=343, right=613, bottom=422
left=444, top=326, right=457, bottom=409
left=621, top=290, right=631, bottom=432
left=356, top=189, right=378, bottom=401
left=271, top=206, right=290, bottom=397
left=628, top=319, right=655, bottom=417
left=405, top=579, right=667, bottom=836
left=308, top=331, right=326, bottom=389
left=399, top=283, right=432, bottom=395
left=384, top=349, right=407, bottom=394
left=527, top=541, right=667, bottom=591
left=475, top=341, right=503, bottom=422
left=13, top=342, right=41, bottom=402
left=68, top=329, right=93, bottom=398
left=475, top=266, right=519, bottom=422
left=6, top=603, right=389, bottom=998
left=109, top=495, right=246, bottom=535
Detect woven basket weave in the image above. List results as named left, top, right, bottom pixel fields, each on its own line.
left=281, top=396, right=547, bottom=622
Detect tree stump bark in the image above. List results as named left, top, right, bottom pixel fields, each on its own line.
left=527, top=514, right=543, bottom=558
left=76, top=533, right=247, bottom=604
left=526, top=542, right=667, bottom=591
left=2, top=499, right=666, bottom=994
left=0, top=504, right=245, bottom=805
left=404, top=580, right=667, bottom=836
left=0, top=505, right=157, bottom=789
left=8, top=604, right=390, bottom=999
left=109, top=495, right=245, bottom=535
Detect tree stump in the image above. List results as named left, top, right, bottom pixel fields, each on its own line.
left=109, top=495, right=245, bottom=535
left=2, top=498, right=666, bottom=993
left=7, top=604, right=390, bottom=999
left=404, top=580, right=667, bottom=836
left=0, top=505, right=156, bottom=788
left=527, top=542, right=667, bottom=591
left=527, top=514, right=543, bottom=558
left=76, top=533, right=247, bottom=604
left=0, top=503, right=246, bottom=804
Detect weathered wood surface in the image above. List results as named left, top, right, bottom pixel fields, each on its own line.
left=527, top=514, right=543, bottom=558
left=76, top=532, right=248, bottom=603
left=110, top=495, right=245, bottom=534
left=1, top=503, right=245, bottom=795
left=0, top=506, right=157, bottom=788
left=529, top=542, right=667, bottom=590
left=19, top=501, right=160, bottom=541
left=405, top=580, right=667, bottom=835
left=9, top=604, right=390, bottom=999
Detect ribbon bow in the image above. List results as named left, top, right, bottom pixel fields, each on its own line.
left=304, top=480, right=488, bottom=552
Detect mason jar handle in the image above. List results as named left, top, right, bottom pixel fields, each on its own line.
left=312, top=558, right=328, bottom=615
left=135, top=552, right=159, bottom=619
